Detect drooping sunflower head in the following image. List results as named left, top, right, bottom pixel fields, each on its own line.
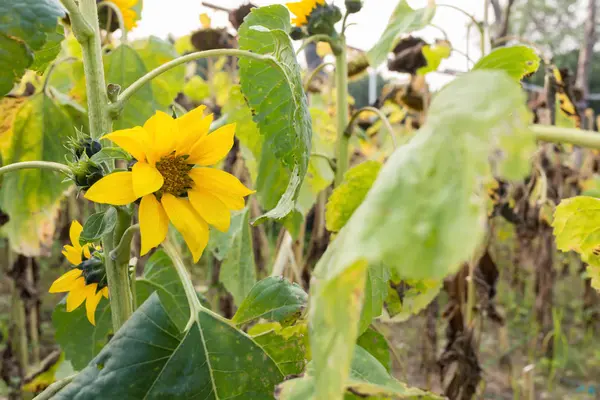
left=98, top=0, right=139, bottom=31
left=50, top=221, right=108, bottom=325
left=286, top=0, right=325, bottom=27
left=84, top=105, right=254, bottom=262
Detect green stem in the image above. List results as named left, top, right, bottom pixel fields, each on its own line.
left=334, top=38, right=349, bottom=186
left=97, top=1, right=127, bottom=42
left=162, top=238, right=204, bottom=330
left=0, top=161, right=70, bottom=176
left=59, top=0, right=94, bottom=39
left=109, top=223, right=139, bottom=261
left=110, top=49, right=283, bottom=113
left=32, top=374, right=77, bottom=400
left=304, top=62, right=334, bottom=92
left=102, top=229, right=134, bottom=331
left=438, top=4, right=484, bottom=55
left=346, top=106, right=397, bottom=149
left=531, top=125, right=600, bottom=149
left=296, top=34, right=342, bottom=55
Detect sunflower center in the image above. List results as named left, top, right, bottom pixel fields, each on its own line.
left=155, top=154, right=194, bottom=197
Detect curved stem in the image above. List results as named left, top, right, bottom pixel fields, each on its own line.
left=110, top=49, right=281, bottom=112
left=296, top=34, right=341, bottom=56
left=346, top=106, right=397, bottom=149
left=162, top=238, right=204, bottom=330
left=531, top=125, right=600, bottom=149
left=334, top=37, right=349, bottom=186
left=304, top=62, right=334, bottom=92
left=451, top=48, right=476, bottom=67
left=438, top=4, right=484, bottom=55
left=43, top=57, right=78, bottom=95
left=97, top=1, right=127, bottom=42
left=0, top=161, right=70, bottom=176
left=429, top=23, right=450, bottom=42
left=59, top=0, right=94, bottom=39
left=341, top=11, right=351, bottom=36
left=32, top=374, right=77, bottom=400
left=110, top=223, right=139, bottom=261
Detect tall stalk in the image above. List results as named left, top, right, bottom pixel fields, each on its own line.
left=334, top=37, right=349, bottom=186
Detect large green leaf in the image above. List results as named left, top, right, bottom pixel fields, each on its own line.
left=218, top=208, right=257, bottom=307
left=358, top=263, right=389, bottom=335
left=0, top=0, right=64, bottom=96
left=0, top=93, right=72, bottom=255
left=132, top=36, right=184, bottom=108
left=52, top=297, right=112, bottom=371
left=238, top=5, right=312, bottom=222
left=56, top=293, right=283, bottom=399
left=79, top=208, right=117, bottom=244
left=356, top=328, right=391, bottom=373
left=30, top=25, right=64, bottom=73
left=473, top=45, right=540, bottom=81
left=250, top=322, right=308, bottom=375
left=232, top=276, right=308, bottom=326
left=277, top=346, right=440, bottom=399
left=367, top=0, right=436, bottom=68
left=309, top=70, right=531, bottom=400
left=104, top=44, right=156, bottom=129
left=136, top=250, right=191, bottom=331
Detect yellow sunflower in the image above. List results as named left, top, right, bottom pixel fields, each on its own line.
left=109, top=0, right=138, bottom=31
left=286, top=0, right=325, bottom=27
left=49, top=221, right=108, bottom=325
left=84, top=106, right=254, bottom=262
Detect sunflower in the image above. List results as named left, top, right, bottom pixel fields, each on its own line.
left=84, top=106, right=254, bottom=261
left=49, top=221, right=108, bottom=325
left=286, top=0, right=325, bottom=27
left=109, top=0, right=138, bottom=31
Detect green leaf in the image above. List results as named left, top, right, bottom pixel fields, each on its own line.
left=356, top=328, right=391, bottom=373
left=132, top=36, right=184, bottom=108
left=238, top=5, right=312, bottom=222
left=367, top=0, right=436, bottom=68
left=232, top=276, right=308, bottom=326
left=250, top=322, right=308, bottom=375
left=0, top=0, right=64, bottom=96
left=0, top=93, right=72, bottom=255
left=326, top=161, right=381, bottom=232
left=417, top=41, right=451, bottom=75
left=30, top=26, right=64, bottom=73
left=52, top=297, right=112, bottom=371
left=104, top=44, right=156, bottom=129
left=56, top=293, right=284, bottom=399
left=277, top=346, right=440, bottom=399
left=136, top=250, right=191, bottom=332
left=218, top=208, right=257, bottom=306
left=358, top=263, right=389, bottom=335
left=89, top=147, right=131, bottom=164
left=472, top=45, right=540, bottom=81
left=309, top=70, right=531, bottom=400
left=183, top=76, right=211, bottom=103
left=383, top=280, right=441, bottom=322
left=79, top=208, right=117, bottom=244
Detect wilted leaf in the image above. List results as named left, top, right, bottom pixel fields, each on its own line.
left=232, top=276, right=308, bottom=326
left=238, top=5, right=312, bottom=222
left=473, top=45, right=540, bottom=81
left=383, top=279, right=441, bottom=322
left=56, top=294, right=283, bottom=399
left=367, top=0, right=436, bottom=68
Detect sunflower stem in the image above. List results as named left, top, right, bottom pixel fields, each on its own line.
left=97, top=1, right=128, bottom=43
left=109, top=49, right=283, bottom=114
left=334, top=37, right=350, bottom=186
left=110, top=223, right=139, bottom=261
left=346, top=106, right=397, bottom=149
left=0, top=161, right=71, bottom=176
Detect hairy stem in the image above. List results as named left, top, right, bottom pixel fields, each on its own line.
left=32, top=374, right=77, bottom=400
left=334, top=38, right=350, bottom=186
left=102, top=229, right=134, bottom=331
left=346, top=106, right=397, bottom=149
left=110, top=49, right=282, bottom=113
left=0, top=161, right=70, bottom=176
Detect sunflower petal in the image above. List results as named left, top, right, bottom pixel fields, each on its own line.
left=188, top=189, right=231, bottom=232
left=187, top=123, right=236, bottom=166
left=177, top=110, right=213, bottom=154
left=82, top=244, right=92, bottom=260
left=66, top=277, right=88, bottom=311
left=188, top=168, right=253, bottom=210
left=85, top=284, right=102, bottom=325
left=85, top=171, right=138, bottom=206
left=132, top=162, right=164, bottom=198
left=102, top=127, right=149, bottom=163
left=161, top=194, right=209, bottom=262
left=139, top=195, right=169, bottom=255
left=69, top=221, right=83, bottom=247
left=102, top=287, right=109, bottom=299
left=62, top=245, right=83, bottom=265
left=49, top=269, right=82, bottom=293
left=144, top=111, right=177, bottom=161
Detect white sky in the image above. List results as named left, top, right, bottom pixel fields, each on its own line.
left=130, top=0, right=487, bottom=89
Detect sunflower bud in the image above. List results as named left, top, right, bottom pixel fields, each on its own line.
left=345, top=0, right=363, bottom=14
left=307, top=4, right=342, bottom=37
left=290, top=27, right=307, bottom=40
left=79, top=255, right=108, bottom=289
left=70, top=159, right=104, bottom=190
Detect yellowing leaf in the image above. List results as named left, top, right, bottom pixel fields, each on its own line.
left=200, top=13, right=212, bottom=29
left=213, top=71, right=232, bottom=107
left=552, top=196, right=600, bottom=256
left=473, top=45, right=540, bottom=81
left=174, top=35, right=194, bottom=55
left=183, top=76, right=211, bottom=103
left=417, top=40, right=451, bottom=75
left=0, top=96, right=27, bottom=156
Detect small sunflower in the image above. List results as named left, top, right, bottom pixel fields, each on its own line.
left=286, top=0, right=325, bottom=27
left=109, top=0, right=138, bottom=31
left=49, top=221, right=108, bottom=325
left=84, top=106, right=254, bottom=262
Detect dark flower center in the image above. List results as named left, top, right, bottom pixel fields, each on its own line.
left=155, top=154, right=194, bottom=197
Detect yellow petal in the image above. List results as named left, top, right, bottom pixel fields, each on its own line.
left=139, top=195, right=169, bottom=255
left=132, top=162, right=164, bottom=198
left=62, top=245, right=83, bottom=265
left=102, top=287, right=109, bottom=299
left=187, top=123, right=236, bottom=166
left=85, top=284, right=102, bottom=325
left=69, top=221, right=83, bottom=248
left=161, top=194, right=209, bottom=262
left=144, top=111, right=177, bottom=161
left=66, top=277, right=88, bottom=312
left=82, top=244, right=92, bottom=260
left=85, top=171, right=138, bottom=206
left=188, top=189, right=231, bottom=232
left=176, top=107, right=213, bottom=154
left=49, top=269, right=82, bottom=293
left=188, top=168, right=254, bottom=210
left=102, top=127, right=149, bottom=163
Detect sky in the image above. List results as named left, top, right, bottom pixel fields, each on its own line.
left=129, top=0, right=488, bottom=89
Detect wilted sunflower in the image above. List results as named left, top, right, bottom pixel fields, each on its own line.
left=49, top=221, right=108, bottom=325
left=84, top=106, right=254, bottom=261
left=286, top=0, right=324, bottom=27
